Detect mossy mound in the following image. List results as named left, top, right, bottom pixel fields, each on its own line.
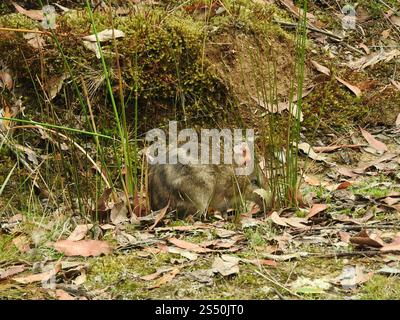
left=0, top=1, right=297, bottom=135
left=1, top=1, right=398, bottom=136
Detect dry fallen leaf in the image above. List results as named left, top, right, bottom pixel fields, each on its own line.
left=381, top=233, right=400, bottom=252
left=0, top=265, right=27, bottom=280
left=389, top=15, right=400, bottom=27
left=149, top=202, right=169, bottom=230
left=82, top=29, right=125, bottom=42
left=150, top=268, right=180, bottom=289
left=350, top=230, right=385, bottom=248
left=99, top=224, right=115, bottom=231
left=167, top=246, right=198, bottom=261
left=67, top=224, right=93, bottom=241
left=314, top=144, right=362, bottom=153
left=13, top=264, right=61, bottom=284
left=338, top=231, right=351, bottom=243
left=55, top=289, right=75, bottom=300
left=269, top=211, right=288, bottom=227
left=167, top=237, right=211, bottom=253
left=45, top=74, right=67, bottom=100
left=381, top=197, right=400, bottom=206
left=381, top=243, right=400, bottom=252
left=336, top=181, right=352, bottom=190
left=12, top=2, right=44, bottom=20
left=141, top=268, right=172, bottom=281
left=304, top=175, right=322, bottom=186
left=311, top=60, right=331, bottom=76
left=0, top=70, right=13, bottom=90
left=298, top=142, right=327, bottom=162
left=334, top=265, right=373, bottom=289
left=348, top=49, right=400, bottom=70
left=23, top=33, right=46, bottom=49
left=82, top=41, right=101, bottom=59
left=360, top=128, right=388, bottom=152
left=306, top=204, right=328, bottom=219
left=110, top=201, right=129, bottom=225
left=269, top=211, right=308, bottom=229
left=212, top=255, right=240, bottom=277
left=54, top=240, right=112, bottom=257
left=335, top=76, right=362, bottom=97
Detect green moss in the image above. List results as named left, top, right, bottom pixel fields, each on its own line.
left=86, top=252, right=188, bottom=299
left=303, top=185, right=331, bottom=203
left=355, top=186, right=388, bottom=199
left=0, top=234, right=20, bottom=262
left=360, top=275, right=400, bottom=300
left=183, top=232, right=210, bottom=244
left=350, top=177, right=394, bottom=199
left=0, top=284, right=52, bottom=300
left=244, top=228, right=267, bottom=247
left=358, top=0, right=389, bottom=19
left=56, top=8, right=229, bottom=127
left=0, top=13, right=39, bottom=29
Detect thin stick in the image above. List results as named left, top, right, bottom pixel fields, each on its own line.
left=313, top=250, right=386, bottom=258
left=290, top=224, right=399, bottom=236
left=0, top=132, right=55, bottom=200
left=0, top=27, right=51, bottom=36
left=378, top=0, right=399, bottom=14
left=274, top=19, right=343, bottom=42
left=43, top=127, right=112, bottom=189
left=272, top=288, right=286, bottom=300
left=309, top=224, right=399, bottom=231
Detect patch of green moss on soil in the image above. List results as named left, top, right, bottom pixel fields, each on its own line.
left=360, top=275, right=400, bottom=300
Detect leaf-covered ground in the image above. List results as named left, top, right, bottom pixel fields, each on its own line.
left=1, top=0, right=400, bottom=300
left=2, top=126, right=400, bottom=300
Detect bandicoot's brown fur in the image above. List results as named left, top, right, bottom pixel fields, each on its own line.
left=147, top=146, right=270, bottom=217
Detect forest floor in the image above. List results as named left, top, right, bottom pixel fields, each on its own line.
left=1, top=0, right=400, bottom=300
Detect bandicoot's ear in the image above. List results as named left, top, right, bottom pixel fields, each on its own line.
left=233, top=142, right=252, bottom=167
